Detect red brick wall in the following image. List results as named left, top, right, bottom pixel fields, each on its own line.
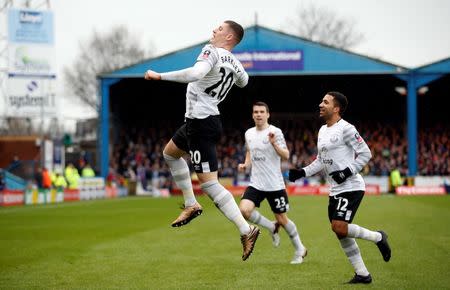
left=0, top=136, right=40, bottom=168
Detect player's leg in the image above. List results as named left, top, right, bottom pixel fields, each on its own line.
left=239, top=188, right=279, bottom=247
left=329, top=192, right=371, bottom=283
left=332, top=191, right=391, bottom=262
left=199, top=172, right=259, bottom=260
left=163, top=125, right=201, bottom=227
left=190, top=116, right=259, bottom=260
left=339, top=237, right=372, bottom=284
left=347, top=224, right=391, bottom=262
left=268, top=190, right=307, bottom=263
left=347, top=223, right=381, bottom=242
left=198, top=171, right=249, bottom=234
left=275, top=213, right=307, bottom=264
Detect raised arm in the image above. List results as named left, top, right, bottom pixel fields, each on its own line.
left=269, top=131, right=289, bottom=160
left=144, top=61, right=212, bottom=83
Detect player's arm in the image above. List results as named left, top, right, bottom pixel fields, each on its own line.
left=238, top=145, right=251, bottom=172
left=330, top=125, right=372, bottom=184
left=144, top=61, right=212, bottom=83
left=235, top=71, right=249, bottom=88
left=343, top=125, right=372, bottom=174
left=303, top=158, right=324, bottom=177
left=269, top=131, right=289, bottom=160
left=289, top=157, right=323, bottom=182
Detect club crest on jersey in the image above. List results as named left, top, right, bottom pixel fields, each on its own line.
left=202, top=50, right=211, bottom=59
left=355, top=133, right=363, bottom=143
left=330, top=134, right=339, bottom=143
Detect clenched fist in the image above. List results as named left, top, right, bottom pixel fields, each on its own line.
left=144, top=70, right=161, bottom=80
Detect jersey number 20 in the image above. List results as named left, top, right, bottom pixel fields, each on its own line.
left=204, top=67, right=234, bottom=101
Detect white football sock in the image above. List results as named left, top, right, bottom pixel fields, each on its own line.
left=284, top=219, right=305, bottom=253
left=201, top=180, right=250, bottom=235
left=339, top=237, right=370, bottom=276
left=249, top=210, right=275, bottom=233
left=347, top=224, right=382, bottom=243
left=164, top=153, right=196, bottom=207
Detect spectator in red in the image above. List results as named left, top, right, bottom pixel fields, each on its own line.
left=42, top=167, right=52, bottom=189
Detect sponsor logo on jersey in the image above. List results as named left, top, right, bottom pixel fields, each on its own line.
left=251, top=149, right=266, bottom=161
left=252, top=156, right=266, bottom=161
left=320, top=147, right=332, bottom=166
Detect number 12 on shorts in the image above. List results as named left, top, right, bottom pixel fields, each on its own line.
left=336, top=197, right=352, bottom=221
left=336, top=197, right=348, bottom=211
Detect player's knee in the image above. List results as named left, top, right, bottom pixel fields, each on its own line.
left=162, top=142, right=172, bottom=156
left=331, top=222, right=348, bottom=237
left=163, top=140, right=184, bottom=159
left=239, top=206, right=251, bottom=220
left=275, top=214, right=288, bottom=226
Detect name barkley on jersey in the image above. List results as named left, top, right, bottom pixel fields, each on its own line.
left=220, top=55, right=241, bottom=74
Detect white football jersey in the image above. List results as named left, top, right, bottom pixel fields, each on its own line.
left=185, top=44, right=248, bottom=119
left=303, top=119, right=372, bottom=196
left=245, top=125, right=287, bottom=191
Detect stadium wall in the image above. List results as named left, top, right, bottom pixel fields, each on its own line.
left=0, top=177, right=129, bottom=206
left=0, top=136, right=40, bottom=168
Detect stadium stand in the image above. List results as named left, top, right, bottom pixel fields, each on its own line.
left=109, top=120, right=449, bottom=191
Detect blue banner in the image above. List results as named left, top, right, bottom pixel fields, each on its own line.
left=8, top=9, right=54, bottom=44
left=234, top=50, right=303, bottom=71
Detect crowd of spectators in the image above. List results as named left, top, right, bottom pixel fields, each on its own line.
left=109, top=120, right=449, bottom=191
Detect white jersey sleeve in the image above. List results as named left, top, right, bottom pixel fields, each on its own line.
left=342, top=124, right=372, bottom=174
left=196, top=45, right=219, bottom=68
left=235, top=70, right=249, bottom=88
left=303, top=158, right=324, bottom=177
left=160, top=61, right=212, bottom=83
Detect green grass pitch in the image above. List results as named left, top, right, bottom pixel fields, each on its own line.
left=1, top=195, right=449, bottom=289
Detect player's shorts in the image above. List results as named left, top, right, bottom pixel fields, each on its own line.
left=328, top=190, right=364, bottom=223
left=172, top=115, right=222, bottom=173
left=242, top=186, right=290, bottom=214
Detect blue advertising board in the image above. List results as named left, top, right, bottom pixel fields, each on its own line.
left=234, top=50, right=303, bottom=71
left=8, top=9, right=54, bottom=44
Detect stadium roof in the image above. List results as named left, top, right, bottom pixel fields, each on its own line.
left=102, top=25, right=408, bottom=77
left=98, top=25, right=449, bottom=178
left=414, top=57, right=450, bottom=73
